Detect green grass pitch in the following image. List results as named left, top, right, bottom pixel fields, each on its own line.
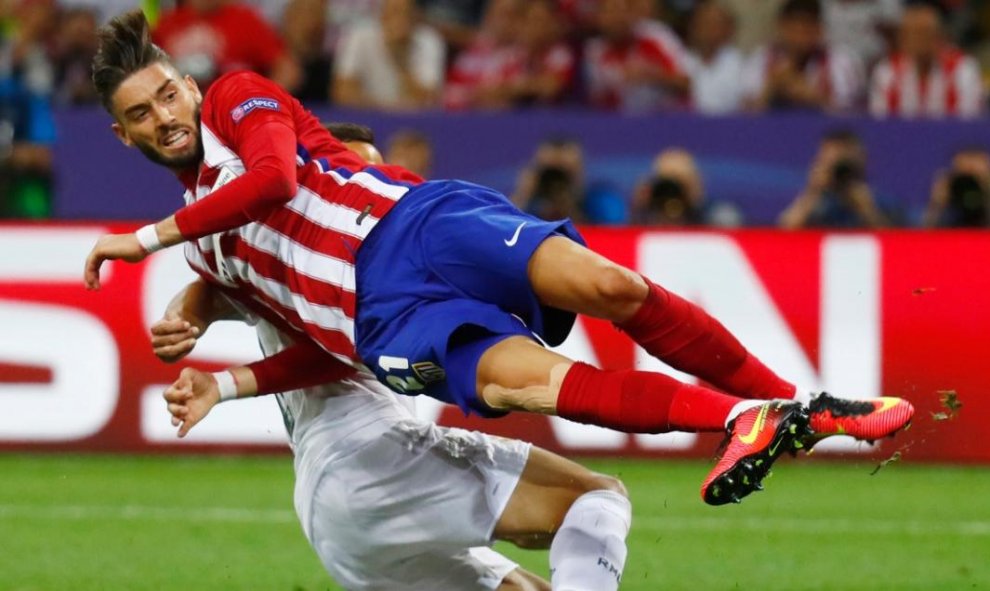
left=1, top=454, right=987, bottom=590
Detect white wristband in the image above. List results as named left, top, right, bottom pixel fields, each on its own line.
left=135, top=224, right=164, bottom=254
left=213, top=371, right=239, bottom=402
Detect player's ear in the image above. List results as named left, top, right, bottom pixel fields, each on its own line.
left=184, top=75, right=202, bottom=103
left=111, top=121, right=134, bottom=148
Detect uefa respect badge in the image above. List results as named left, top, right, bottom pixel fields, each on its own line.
left=231, top=97, right=280, bottom=123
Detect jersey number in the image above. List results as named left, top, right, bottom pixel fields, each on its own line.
left=378, top=355, right=425, bottom=393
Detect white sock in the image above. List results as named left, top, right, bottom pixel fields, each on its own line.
left=725, top=399, right=766, bottom=427
left=549, top=490, right=631, bottom=591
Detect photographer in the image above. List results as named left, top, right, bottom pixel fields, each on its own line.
left=631, top=148, right=743, bottom=227
left=779, top=129, right=887, bottom=229
left=924, top=147, right=990, bottom=228
left=512, top=136, right=626, bottom=224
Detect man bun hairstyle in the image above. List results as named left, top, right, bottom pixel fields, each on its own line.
left=92, top=9, right=171, bottom=112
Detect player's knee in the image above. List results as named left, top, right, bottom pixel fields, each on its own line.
left=592, top=265, right=647, bottom=314
left=583, top=472, right=628, bottom=498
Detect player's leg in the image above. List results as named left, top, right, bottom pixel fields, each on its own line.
left=498, top=568, right=551, bottom=591
left=526, top=236, right=915, bottom=443
left=527, top=236, right=797, bottom=401
left=470, top=334, right=808, bottom=504
left=492, top=446, right=630, bottom=591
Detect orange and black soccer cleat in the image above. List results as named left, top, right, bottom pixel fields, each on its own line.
left=701, top=400, right=811, bottom=506
left=806, top=392, right=915, bottom=444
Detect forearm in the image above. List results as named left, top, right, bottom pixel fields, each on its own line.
left=779, top=192, right=818, bottom=229
left=166, top=278, right=240, bottom=332
left=223, top=342, right=356, bottom=399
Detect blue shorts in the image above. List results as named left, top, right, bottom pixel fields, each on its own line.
left=354, top=180, right=585, bottom=417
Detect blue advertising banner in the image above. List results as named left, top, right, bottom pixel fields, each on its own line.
left=53, top=107, right=990, bottom=225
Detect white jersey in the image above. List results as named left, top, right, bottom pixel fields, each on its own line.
left=250, top=318, right=530, bottom=590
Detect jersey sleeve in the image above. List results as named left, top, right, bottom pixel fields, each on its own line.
left=173, top=72, right=299, bottom=239
left=247, top=340, right=356, bottom=395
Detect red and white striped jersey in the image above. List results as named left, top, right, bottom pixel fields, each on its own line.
left=443, top=35, right=517, bottom=110
left=502, top=42, right=576, bottom=103
left=869, top=49, right=985, bottom=118
left=741, top=45, right=864, bottom=111
left=584, top=20, right=689, bottom=112
left=178, top=71, right=422, bottom=365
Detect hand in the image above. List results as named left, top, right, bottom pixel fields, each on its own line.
left=83, top=233, right=148, bottom=290
left=163, top=367, right=220, bottom=438
left=807, top=162, right=832, bottom=194
left=150, top=311, right=202, bottom=363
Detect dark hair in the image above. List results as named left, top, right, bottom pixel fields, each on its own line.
left=779, top=0, right=821, bottom=21
left=952, top=144, right=990, bottom=159
left=538, top=134, right=581, bottom=150
left=905, top=0, right=948, bottom=20
left=92, top=9, right=171, bottom=112
left=821, top=127, right=862, bottom=146
left=324, top=122, right=376, bottom=144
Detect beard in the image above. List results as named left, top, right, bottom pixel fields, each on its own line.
left=135, top=104, right=204, bottom=171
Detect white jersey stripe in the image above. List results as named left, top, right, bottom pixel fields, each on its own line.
left=246, top=294, right=357, bottom=367
left=321, top=167, right=409, bottom=202
left=237, top=222, right=357, bottom=292
left=284, top=185, right=381, bottom=241
left=201, top=125, right=242, bottom=170
left=226, top=256, right=355, bottom=341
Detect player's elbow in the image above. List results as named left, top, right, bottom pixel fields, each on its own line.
left=256, top=165, right=298, bottom=205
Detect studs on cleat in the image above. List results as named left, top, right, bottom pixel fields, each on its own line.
left=754, top=482, right=764, bottom=491
left=730, top=494, right=741, bottom=504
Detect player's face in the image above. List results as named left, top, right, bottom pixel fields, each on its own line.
left=110, top=62, right=204, bottom=171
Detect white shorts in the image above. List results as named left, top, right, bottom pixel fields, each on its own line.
left=296, top=418, right=532, bottom=591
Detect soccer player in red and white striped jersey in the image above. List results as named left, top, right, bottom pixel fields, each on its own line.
left=869, top=2, right=985, bottom=119
left=85, top=10, right=914, bottom=507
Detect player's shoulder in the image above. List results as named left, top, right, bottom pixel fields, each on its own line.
left=208, top=71, right=286, bottom=99
left=204, top=71, right=291, bottom=117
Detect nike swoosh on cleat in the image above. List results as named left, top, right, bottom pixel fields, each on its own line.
left=504, top=222, right=526, bottom=247
left=876, top=397, right=901, bottom=412
left=738, top=405, right=770, bottom=445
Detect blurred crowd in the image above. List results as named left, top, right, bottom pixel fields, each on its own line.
left=2, top=0, right=990, bottom=226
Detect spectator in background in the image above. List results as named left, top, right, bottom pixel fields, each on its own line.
left=52, top=7, right=100, bottom=105
left=333, top=0, right=445, bottom=111
left=924, top=146, right=990, bottom=227
left=281, top=0, right=332, bottom=102
left=443, top=0, right=521, bottom=111
left=584, top=0, right=691, bottom=113
left=154, top=0, right=301, bottom=91
left=57, top=0, right=146, bottom=25
left=480, top=0, right=576, bottom=109
left=0, top=0, right=55, bottom=219
left=743, top=0, right=864, bottom=113
left=685, top=0, right=744, bottom=115
left=869, top=1, right=984, bottom=119
left=417, top=0, right=487, bottom=51
left=822, top=0, right=901, bottom=67
left=631, top=148, right=743, bottom=226
left=324, top=0, right=382, bottom=47
left=779, top=129, right=887, bottom=229
left=722, top=0, right=785, bottom=54
left=512, top=136, right=627, bottom=224
left=384, top=128, right=432, bottom=177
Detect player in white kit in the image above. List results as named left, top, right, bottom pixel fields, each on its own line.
left=155, top=277, right=631, bottom=591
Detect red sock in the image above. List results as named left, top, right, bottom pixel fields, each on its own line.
left=555, top=362, right=741, bottom=433
left=616, top=280, right=796, bottom=400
